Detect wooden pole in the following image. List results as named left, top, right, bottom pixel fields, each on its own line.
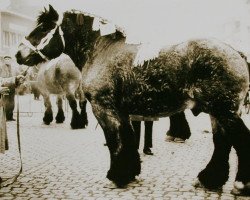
left=0, top=87, right=9, bottom=154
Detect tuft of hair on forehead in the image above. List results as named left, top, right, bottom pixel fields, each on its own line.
left=37, top=4, right=59, bottom=25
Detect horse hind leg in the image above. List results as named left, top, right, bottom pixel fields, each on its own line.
left=215, top=113, right=250, bottom=196
left=42, top=94, right=53, bottom=125
left=77, top=87, right=88, bottom=128
left=166, top=112, right=191, bottom=142
left=199, top=112, right=250, bottom=195
left=194, top=115, right=231, bottom=190
left=55, top=95, right=65, bottom=123
left=66, top=93, right=81, bottom=129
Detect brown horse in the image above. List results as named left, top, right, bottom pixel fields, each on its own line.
left=34, top=53, right=87, bottom=129
left=15, top=5, right=250, bottom=195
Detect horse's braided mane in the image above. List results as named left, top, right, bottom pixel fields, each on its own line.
left=37, top=6, right=126, bottom=37
left=66, top=9, right=127, bottom=38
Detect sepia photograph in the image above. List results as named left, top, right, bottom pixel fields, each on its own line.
left=1, top=0, right=250, bottom=199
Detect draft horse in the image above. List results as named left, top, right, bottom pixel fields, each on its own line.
left=34, top=54, right=87, bottom=129
left=15, top=5, right=250, bottom=195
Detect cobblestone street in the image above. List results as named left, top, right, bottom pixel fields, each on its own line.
left=0, top=94, right=250, bottom=199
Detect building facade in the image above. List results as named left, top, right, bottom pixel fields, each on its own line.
left=0, top=10, right=35, bottom=56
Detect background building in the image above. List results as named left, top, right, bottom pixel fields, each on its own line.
left=0, top=0, right=250, bottom=58
left=0, top=0, right=37, bottom=56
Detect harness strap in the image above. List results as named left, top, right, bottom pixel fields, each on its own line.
left=36, top=25, right=58, bottom=50
left=21, top=38, right=48, bottom=60
left=0, top=94, right=22, bottom=188
left=22, top=18, right=65, bottom=61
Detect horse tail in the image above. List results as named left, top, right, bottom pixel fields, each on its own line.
left=238, top=51, right=250, bottom=80
left=238, top=51, right=250, bottom=110
left=55, top=65, right=61, bottom=79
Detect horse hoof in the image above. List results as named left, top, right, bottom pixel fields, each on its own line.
left=43, top=121, right=51, bottom=125
left=174, top=137, right=185, bottom=143
left=103, top=179, right=120, bottom=189
left=56, top=117, right=65, bottom=123
left=231, top=181, right=250, bottom=196
left=56, top=116, right=65, bottom=123
left=165, top=135, right=175, bottom=142
left=43, top=112, right=53, bottom=125
left=70, top=119, right=87, bottom=129
left=56, top=111, right=65, bottom=123
left=193, top=178, right=204, bottom=188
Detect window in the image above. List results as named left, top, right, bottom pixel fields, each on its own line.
left=2, top=31, right=23, bottom=48
left=3, top=31, right=10, bottom=47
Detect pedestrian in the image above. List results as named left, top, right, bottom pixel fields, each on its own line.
left=0, top=56, right=19, bottom=121
left=130, top=115, right=158, bottom=155
left=0, top=75, right=25, bottom=153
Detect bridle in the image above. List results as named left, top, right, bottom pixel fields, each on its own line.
left=21, top=16, right=65, bottom=61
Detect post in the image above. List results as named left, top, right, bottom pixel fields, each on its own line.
left=0, top=87, right=8, bottom=154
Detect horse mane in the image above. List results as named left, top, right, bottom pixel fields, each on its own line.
left=61, top=9, right=127, bottom=70
left=37, top=5, right=59, bottom=25
left=36, top=5, right=127, bottom=70
left=65, top=9, right=127, bottom=38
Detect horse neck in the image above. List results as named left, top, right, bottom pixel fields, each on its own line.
left=62, top=26, right=129, bottom=70
left=61, top=25, right=100, bottom=71
left=93, top=34, right=129, bottom=56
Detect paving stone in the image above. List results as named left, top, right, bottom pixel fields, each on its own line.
left=0, top=95, right=250, bottom=199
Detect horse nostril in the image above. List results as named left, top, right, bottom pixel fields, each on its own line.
left=16, top=51, right=21, bottom=59
left=15, top=51, right=23, bottom=64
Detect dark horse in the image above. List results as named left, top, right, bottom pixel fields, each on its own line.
left=16, top=6, right=250, bottom=195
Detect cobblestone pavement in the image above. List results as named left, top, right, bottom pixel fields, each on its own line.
left=0, top=94, right=250, bottom=200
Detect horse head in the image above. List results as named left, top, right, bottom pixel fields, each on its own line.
left=15, top=5, right=65, bottom=66
left=16, top=5, right=126, bottom=70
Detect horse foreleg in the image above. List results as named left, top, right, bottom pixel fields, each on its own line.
left=55, top=95, right=65, bottom=123
left=194, top=115, right=231, bottom=190
left=78, top=87, right=88, bottom=128
left=166, top=112, right=191, bottom=142
left=92, top=105, right=141, bottom=187
left=66, top=93, right=81, bottom=129
left=42, top=94, right=53, bottom=125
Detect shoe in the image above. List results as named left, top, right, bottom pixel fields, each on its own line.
left=143, top=148, right=153, bottom=155
left=174, top=137, right=185, bottom=143
left=6, top=118, right=16, bottom=121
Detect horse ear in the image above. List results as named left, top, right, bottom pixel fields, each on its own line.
left=48, top=4, right=59, bottom=21
left=44, top=6, right=48, bottom=13
left=49, top=4, right=58, bottom=15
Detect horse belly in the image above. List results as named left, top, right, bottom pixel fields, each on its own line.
left=127, top=89, right=192, bottom=117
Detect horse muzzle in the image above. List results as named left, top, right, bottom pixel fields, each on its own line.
left=16, top=44, right=32, bottom=64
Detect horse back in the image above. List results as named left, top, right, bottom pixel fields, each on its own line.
left=83, top=38, right=249, bottom=116
left=183, top=39, right=249, bottom=114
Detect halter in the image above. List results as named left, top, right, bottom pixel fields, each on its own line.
left=21, top=16, right=65, bottom=61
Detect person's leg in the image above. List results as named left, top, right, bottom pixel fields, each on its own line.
left=4, top=88, right=15, bottom=121
left=144, top=121, right=153, bottom=155
left=131, top=121, right=141, bottom=150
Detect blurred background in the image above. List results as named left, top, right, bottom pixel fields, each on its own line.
left=1, top=0, right=250, bottom=59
